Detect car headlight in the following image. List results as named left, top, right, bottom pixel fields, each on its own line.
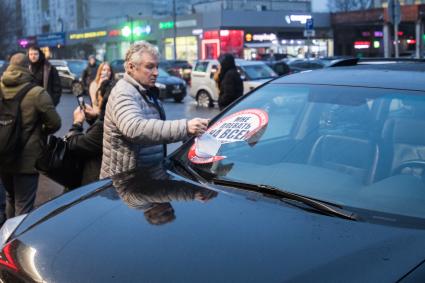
left=0, top=214, right=27, bottom=247
left=155, top=82, right=166, bottom=89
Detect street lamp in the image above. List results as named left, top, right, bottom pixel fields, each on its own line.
left=57, top=18, right=64, bottom=33
left=172, top=0, right=177, bottom=60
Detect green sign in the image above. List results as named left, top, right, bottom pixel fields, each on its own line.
left=121, top=21, right=152, bottom=40
left=159, top=21, right=174, bottom=29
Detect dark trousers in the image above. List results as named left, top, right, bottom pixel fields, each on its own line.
left=0, top=173, right=39, bottom=218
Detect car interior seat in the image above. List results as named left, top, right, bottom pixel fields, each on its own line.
left=380, top=118, right=425, bottom=178
left=307, top=135, right=379, bottom=184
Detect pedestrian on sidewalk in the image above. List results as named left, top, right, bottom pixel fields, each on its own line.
left=217, top=53, right=243, bottom=111
left=100, top=41, right=209, bottom=178
left=0, top=53, right=61, bottom=218
left=27, top=46, right=62, bottom=106
left=82, top=55, right=99, bottom=100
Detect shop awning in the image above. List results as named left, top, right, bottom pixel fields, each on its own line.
left=244, top=42, right=273, bottom=48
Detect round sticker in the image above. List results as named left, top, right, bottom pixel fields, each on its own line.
left=188, top=109, right=269, bottom=164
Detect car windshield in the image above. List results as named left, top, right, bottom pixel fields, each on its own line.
left=242, top=64, right=277, bottom=80
left=175, top=83, right=425, bottom=220
left=67, top=61, right=86, bottom=77
left=158, top=68, right=170, bottom=77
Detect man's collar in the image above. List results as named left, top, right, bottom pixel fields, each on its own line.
left=123, top=73, right=147, bottom=93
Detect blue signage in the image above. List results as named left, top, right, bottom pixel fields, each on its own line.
left=36, top=32, right=65, bottom=47
left=306, top=19, right=314, bottom=30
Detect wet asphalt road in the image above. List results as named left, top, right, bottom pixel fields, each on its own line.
left=35, top=90, right=220, bottom=207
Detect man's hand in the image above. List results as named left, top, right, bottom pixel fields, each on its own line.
left=187, top=118, right=209, bottom=136
left=73, top=107, right=85, bottom=124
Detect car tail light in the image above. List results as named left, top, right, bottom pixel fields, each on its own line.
left=0, top=242, right=18, bottom=272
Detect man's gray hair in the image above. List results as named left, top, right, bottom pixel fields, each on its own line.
left=124, top=41, right=160, bottom=72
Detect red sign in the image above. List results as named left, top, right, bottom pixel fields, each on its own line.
left=188, top=109, right=269, bottom=164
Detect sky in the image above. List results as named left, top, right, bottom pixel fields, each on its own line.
left=311, top=0, right=329, bottom=12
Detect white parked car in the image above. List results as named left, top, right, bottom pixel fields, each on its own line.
left=190, top=59, right=277, bottom=107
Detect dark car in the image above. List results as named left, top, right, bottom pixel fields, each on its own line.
left=110, top=59, right=125, bottom=79
left=155, top=68, right=187, bottom=102
left=288, top=57, right=358, bottom=74
left=1, top=63, right=425, bottom=282
left=159, top=60, right=192, bottom=85
left=264, top=59, right=291, bottom=76
left=50, top=59, right=85, bottom=96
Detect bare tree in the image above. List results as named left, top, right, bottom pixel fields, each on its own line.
left=0, top=1, right=20, bottom=60
left=328, top=0, right=372, bottom=12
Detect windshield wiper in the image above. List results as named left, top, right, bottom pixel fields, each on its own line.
left=212, top=178, right=357, bottom=221
left=169, top=157, right=209, bottom=185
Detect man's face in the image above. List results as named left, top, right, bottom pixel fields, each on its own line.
left=28, top=49, right=39, bottom=63
left=128, top=52, right=159, bottom=88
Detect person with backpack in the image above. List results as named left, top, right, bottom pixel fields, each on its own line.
left=0, top=53, right=61, bottom=218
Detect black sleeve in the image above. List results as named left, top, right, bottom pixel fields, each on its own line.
left=219, top=71, right=243, bottom=107
left=67, top=120, right=103, bottom=157
left=81, top=68, right=88, bottom=87
left=50, top=66, right=62, bottom=106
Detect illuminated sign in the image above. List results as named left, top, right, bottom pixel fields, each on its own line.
left=220, top=30, right=229, bottom=36
left=285, top=14, right=312, bottom=25
left=176, top=20, right=196, bottom=28
left=121, top=24, right=151, bottom=38
left=373, top=41, right=380, bottom=48
left=192, top=29, right=203, bottom=35
left=374, top=31, right=383, bottom=37
left=109, top=29, right=120, bottom=37
left=159, top=21, right=174, bottom=29
left=407, top=39, right=416, bottom=45
left=69, top=31, right=107, bottom=40
left=245, top=33, right=276, bottom=42
left=160, top=20, right=197, bottom=29
left=354, top=41, right=370, bottom=49
left=18, top=37, right=36, bottom=48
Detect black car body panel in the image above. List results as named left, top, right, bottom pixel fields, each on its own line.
left=156, top=75, right=187, bottom=101
left=1, top=167, right=425, bottom=282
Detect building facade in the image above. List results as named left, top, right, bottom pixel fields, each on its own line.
left=332, top=3, right=425, bottom=58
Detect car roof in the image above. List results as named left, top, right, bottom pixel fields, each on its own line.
left=49, top=59, right=67, bottom=66
left=272, top=63, right=425, bottom=92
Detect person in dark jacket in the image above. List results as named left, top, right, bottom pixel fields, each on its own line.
left=81, top=55, right=99, bottom=96
left=217, top=53, right=243, bottom=111
left=0, top=53, right=61, bottom=218
left=28, top=46, right=62, bottom=106
left=66, top=78, right=115, bottom=188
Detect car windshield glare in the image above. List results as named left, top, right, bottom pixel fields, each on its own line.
left=176, top=83, right=425, bottom=220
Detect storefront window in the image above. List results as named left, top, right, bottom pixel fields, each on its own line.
left=164, top=36, right=198, bottom=63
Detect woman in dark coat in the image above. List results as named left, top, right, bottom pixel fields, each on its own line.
left=66, top=78, right=115, bottom=187
left=217, top=53, right=243, bottom=111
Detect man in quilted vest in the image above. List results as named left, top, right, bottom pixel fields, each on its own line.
left=100, top=41, right=208, bottom=178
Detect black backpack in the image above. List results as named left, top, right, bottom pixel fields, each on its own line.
left=0, top=83, right=37, bottom=168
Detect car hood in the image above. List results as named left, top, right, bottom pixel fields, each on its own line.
left=7, top=167, right=425, bottom=282
left=157, top=75, right=184, bottom=85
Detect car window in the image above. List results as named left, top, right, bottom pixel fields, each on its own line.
left=241, top=64, right=277, bottom=80
left=176, top=84, right=425, bottom=221
left=67, top=61, right=86, bottom=77
left=158, top=68, right=170, bottom=77
left=194, top=62, right=209, bottom=73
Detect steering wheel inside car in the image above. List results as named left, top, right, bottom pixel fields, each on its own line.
left=392, top=160, right=425, bottom=176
